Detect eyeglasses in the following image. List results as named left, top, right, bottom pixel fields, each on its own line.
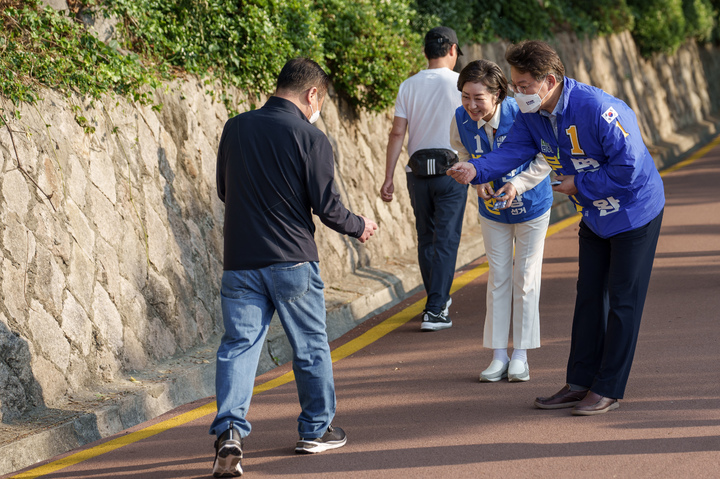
left=509, top=75, right=548, bottom=95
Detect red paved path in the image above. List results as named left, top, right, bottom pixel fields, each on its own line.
left=6, top=144, right=720, bottom=478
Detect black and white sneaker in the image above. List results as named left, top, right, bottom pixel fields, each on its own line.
left=420, top=310, right=452, bottom=331
left=213, top=422, right=243, bottom=477
left=295, top=425, right=347, bottom=454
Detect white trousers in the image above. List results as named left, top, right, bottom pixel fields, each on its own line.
left=479, top=209, right=551, bottom=350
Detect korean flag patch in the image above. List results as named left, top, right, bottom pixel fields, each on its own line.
left=602, top=106, right=618, bottom=124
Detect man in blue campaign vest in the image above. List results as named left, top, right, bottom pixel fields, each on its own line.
left=449, top=41, right=664, bottom=416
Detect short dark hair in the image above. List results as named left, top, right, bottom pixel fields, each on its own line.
left=457, top=60, right=508, bottom=102
left=424, top=26, right=461, bottom=59
left=505, top=40, right=565, bottom=83
left=425, top=41, right=453, bottom=60
left=276, top=58, right=330, bottom=97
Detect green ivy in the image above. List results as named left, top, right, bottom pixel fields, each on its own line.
left=683, top=0, right=716, bottom=42
left=628, top=0, right=687, bottom=55
left=412, top=0, right=634, bottom=45
left=0, top=0, right=164, bottom=106
left=411, top=0, right=475, bottom=44
left=108, top=0, right=326, bottom=100
left=318, top=0, right=424, bottom=111
left=0, top=0, right=718, bottom=114
left=414, top=0, right=716, bottom=58
left=711, top=0, right=720, bottom=43
left=108, top=0, right=423, bottom=112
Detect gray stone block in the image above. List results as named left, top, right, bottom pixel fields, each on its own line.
left=39, top=0, right=68, bottom=11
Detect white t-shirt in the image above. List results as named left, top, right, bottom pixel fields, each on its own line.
left=394, top=67, right=461, bottom=156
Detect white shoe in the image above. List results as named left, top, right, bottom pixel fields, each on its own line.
left=442, top=298, right=452, bottom=317
left=479, top=359, right=509, bottom=382
left=508, top=359, right=530, bottom=382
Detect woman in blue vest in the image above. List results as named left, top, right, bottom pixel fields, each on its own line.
left=449, top=59, right=553, bottom=383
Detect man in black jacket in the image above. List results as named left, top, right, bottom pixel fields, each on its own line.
left=210, top=58, right=378, bottom=477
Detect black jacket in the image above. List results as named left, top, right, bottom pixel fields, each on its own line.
left=216, top=96, right=364, bottom=270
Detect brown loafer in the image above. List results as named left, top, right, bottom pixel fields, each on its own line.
left=571, top=391, right=619, bottom=416
left=534, top=384, right=589, bottom=409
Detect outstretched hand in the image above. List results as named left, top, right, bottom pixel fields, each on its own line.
left=446, top=162, right=477, bottom=185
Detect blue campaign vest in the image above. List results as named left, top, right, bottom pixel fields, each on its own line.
left=455, top=98, right=552, bottom=224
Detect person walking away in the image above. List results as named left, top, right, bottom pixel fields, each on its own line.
left=381, top=26, right=468, bottom=332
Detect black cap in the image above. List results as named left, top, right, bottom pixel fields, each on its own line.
left=424, top=26, right=463, bottom=56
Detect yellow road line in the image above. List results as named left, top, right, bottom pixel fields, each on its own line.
left=10, top=267, right=488, bottom=478
left=660, top=134, right=720, bottom=176
left=257, top=261, right=491, bottom=393
left=4, top=210, right=583, bottom=479
left=10, top=401, right=218, bottom=479
left=14, top=136, right=713, bottom=478
left=11, top=263, right=491, bottom=479
left=546, top=213, right=581, bottom=236
left=10, top=222, right=567, bottom=478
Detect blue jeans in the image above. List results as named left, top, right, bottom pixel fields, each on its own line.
left=209, top=262, right=335, bottom=439
left=406, top=172, right=468, bottom=313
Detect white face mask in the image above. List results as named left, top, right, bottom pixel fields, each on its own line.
left=514, top=76, right=548, bottom=114
left=309, top=97, right=321, bottom=124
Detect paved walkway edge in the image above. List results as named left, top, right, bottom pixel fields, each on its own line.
left=1, top=119, right=718, bottom=476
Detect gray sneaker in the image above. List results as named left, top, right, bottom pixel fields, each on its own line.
left=295, top=425, right=347, bottom=454
left=213, top=422, right=243, bottom=477
left=420, top=310, right=452, bottom=331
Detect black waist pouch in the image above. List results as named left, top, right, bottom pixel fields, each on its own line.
left=408, top=148, right=458, bottom=177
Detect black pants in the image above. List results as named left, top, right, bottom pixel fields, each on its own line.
left=566, top=210, right=664, bottom=399
left=406, top=172, right=468, bottom=314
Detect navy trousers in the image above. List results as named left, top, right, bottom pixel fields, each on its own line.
left=406, top=172, right=467, bottom=314
left=566, top=210, right=663, bottom=399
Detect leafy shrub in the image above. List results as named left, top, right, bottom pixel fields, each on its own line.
left=109, top=0, right=326, bottom=107
left=562, top=0, right=635, bottom=36
left=683, top=0, right=716, bottom=42
left=486, top=0, right=554, bottom=42
left=413, top=0, right=635, bottom=45
left=711, top=0, right=720, bottom=42
left=317, top=0, right=424, bottom=111
left=412, top=0, right=476, bottom=44
left=108, top=0, right=425, bottom=112
left=0, top=0, right=162, bottom=105
left=628, top=0, right=687, bottom=55
left=415, top=0, right=718, bottom=58
left=1, top=0, right=718, bottom=112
